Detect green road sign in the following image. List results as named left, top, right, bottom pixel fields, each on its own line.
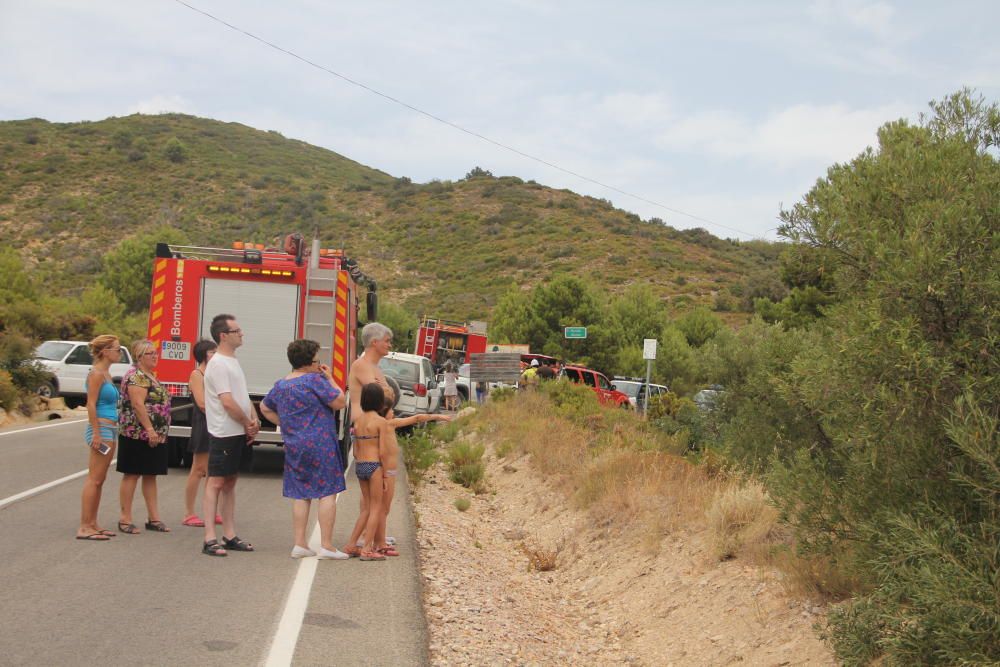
left=564, top=326, right=587, bottom=339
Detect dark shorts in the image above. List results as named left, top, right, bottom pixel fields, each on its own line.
left=207, top=434, right=248, bottom=477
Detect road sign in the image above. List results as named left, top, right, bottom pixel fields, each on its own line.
left=643, top=338, right=657, bottom=360
left=564, top=326, right=587, bottom=339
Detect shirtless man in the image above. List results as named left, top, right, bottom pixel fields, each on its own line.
left=348, top=322, right=396, bottom=424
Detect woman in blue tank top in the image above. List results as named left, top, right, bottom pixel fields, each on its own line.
left=76, top=334, right=123, bottom=541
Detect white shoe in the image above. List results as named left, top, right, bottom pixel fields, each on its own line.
left=291, top=545, right=316, bottom=559
left=317, top=547, right=350, bottom=560
left=386, top=536, right=396, bottom=545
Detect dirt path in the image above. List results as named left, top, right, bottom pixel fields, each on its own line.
left=412, top=435, right=835, bottom=666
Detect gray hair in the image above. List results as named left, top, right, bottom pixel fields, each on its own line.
left=131, top=339, right=156, bottom=364
left=361, top=322, right=393, bottom=349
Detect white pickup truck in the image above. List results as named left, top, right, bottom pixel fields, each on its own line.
left=33, top=340, right=134, bottom=406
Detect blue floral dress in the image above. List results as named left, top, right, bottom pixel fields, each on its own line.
left=262, top=373, right=345, bottom=500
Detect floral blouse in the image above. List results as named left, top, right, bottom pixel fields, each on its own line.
left=118, top=367, right=171, bottom=441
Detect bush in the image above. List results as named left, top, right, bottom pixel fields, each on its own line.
left=446, top=441, right=486, bottom=491
left=454, top=497, right=471, bottom=512
left=0, top=369, right=20, bottom=411
left=162, top=137, right=188, bottom=163
left=706, top=480, right=779, bottom=561
left=400, top=430, right=439, bottom=486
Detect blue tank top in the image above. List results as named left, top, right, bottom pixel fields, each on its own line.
left=96, top=380, right=119, bottom=421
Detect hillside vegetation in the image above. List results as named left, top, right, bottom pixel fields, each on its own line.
left=0, top=113, right=779, bottom=319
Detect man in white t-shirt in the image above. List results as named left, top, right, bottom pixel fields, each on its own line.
left=200, top=314, right=259, bottom=557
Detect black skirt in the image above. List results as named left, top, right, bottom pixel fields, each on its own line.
left=116, top=434, right=168, bottom=476
left=188, top=406, right=210, bottom=454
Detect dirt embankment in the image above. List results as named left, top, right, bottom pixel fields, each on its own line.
left=412, top=432, right=835, bottom=666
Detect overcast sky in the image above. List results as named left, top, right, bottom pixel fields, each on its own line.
left=2, top=1, right=997, bottom=239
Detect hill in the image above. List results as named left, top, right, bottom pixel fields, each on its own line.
left=0, top=113, right=781, bottom=320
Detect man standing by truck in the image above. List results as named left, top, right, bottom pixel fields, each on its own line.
left=348, top=322, right=396, bottom=423
left=201, top=313, right=260, bottom=557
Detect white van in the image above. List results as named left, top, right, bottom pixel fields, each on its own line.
left=34, top=340, right=134, bottom=406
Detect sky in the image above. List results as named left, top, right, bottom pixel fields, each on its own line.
left=1, top=1, right=997, bottom=240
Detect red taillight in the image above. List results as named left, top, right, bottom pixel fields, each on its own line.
left=413, top=383, right=427, bottom=397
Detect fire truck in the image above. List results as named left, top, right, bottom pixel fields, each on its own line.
left=413, top=316, right=487, bottom=370
left=147, top=235, right=377, bottom=468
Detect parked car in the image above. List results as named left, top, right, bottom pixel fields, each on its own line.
left=693, top=385, right=725, bottom=412
left=612, top=377, right=670, bottom=411
left=559, top=365, right=631, bottom=408
left=378, top=351, right=442, bottom=417
left=33, top=340, right=134, bottom=406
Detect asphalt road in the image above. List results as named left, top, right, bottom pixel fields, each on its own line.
left=0, top=417, right=428, bottom=667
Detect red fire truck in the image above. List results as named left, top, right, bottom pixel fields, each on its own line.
left=413, top=316, right=488, bottom=370
left=147, top=236, right=377, bottom=467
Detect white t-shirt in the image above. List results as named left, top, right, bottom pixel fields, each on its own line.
left=204, top=353, right=253, bottom=438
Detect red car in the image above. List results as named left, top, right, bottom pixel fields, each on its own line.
left=559, top=365, right=631, bottom=408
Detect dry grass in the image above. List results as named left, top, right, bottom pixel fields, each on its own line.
left=520, top=541, right=561, bottom=572
left=458, top=391, right=846, bottom=606
left=706, top=480, right=781, bottom=561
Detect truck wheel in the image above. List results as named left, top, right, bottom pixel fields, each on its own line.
left=36, top=380, right=56, bottom=399
left=458, top=387, right=469, bottom=404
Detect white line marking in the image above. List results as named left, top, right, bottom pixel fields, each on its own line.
left=0, top=417, right=87, bottom=437
left=0, top=460, right=116, bottom=510
left=264, top=498, right=335, bottom=667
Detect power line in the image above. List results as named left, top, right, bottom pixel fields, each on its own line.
left=171, top=0, right=762, bottom=239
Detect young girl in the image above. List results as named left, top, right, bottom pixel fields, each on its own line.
left=343, top=383, right=393, bottom=561
left=372, top=405, right=451, bottom=556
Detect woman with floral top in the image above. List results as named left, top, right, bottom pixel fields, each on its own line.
left=116, top=339, right=172, bottom=534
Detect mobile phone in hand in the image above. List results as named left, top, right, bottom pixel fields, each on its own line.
left=97, top=442, right=111, bottom=455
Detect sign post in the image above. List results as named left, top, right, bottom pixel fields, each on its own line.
left=642, top=339, right=657, bottom=415
left=564, top=327, right=587, bottom=339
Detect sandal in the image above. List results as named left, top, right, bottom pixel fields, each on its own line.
left=181, top=514, right=205, bottom=527
left=118, top=521, right=141, bottom=535
left=359, top=549, right=386, bottom=561
left=202, top=539, right=227, bottom=557
left=76, top=532, right=111, bottom=541
left=145, top=520, right=171, bottom=532
left=341, top=545, right=362, bottom=558
left=222, top=535, right=255, bottom=552
left=377, top=546, right=399, bottom=557
left=98, top=529, right=116, bottom=537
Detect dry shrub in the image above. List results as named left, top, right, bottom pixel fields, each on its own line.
left=520, top=542, right=560, bottom=572
left=771, top=547, right=862, bottom=602
left=706, top=480, right=780, bottom=561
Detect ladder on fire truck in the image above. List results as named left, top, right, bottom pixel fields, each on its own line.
left=303, top=266, right=338, bottom=366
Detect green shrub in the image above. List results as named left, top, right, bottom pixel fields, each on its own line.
left=539, top=379, right=601, bottom=421
left=0, top=369, right=20, bottom=411
left=400, top=429, right=439, bottom=486
left=454, top=497, right=471, bottom=512
left=447, top=441, right=486, bottom=490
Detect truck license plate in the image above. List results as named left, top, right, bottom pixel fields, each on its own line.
left=161, top=341, right=191, bottom=361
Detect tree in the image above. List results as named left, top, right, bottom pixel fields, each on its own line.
left=162, top=137, right=188, bottom=163
left=375, top=300, right=419, bottom=354
left=609, top=284, right=666, bottom=347
left=674, top=307, right=722, bottom=347
left=767, top=90, right=1000, bottom=663
left=99, top=227, right=186, bottom=313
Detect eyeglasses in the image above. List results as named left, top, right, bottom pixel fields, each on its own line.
left=142, top=351, right=158, bottom=357
left=223, top=328, right=243, bottom=335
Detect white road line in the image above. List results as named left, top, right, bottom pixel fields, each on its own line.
left=0, top=417, right=87, bottom=437
left=0, top=460, right=115, bottom=510
left=264, top=510, right=327, bottom=666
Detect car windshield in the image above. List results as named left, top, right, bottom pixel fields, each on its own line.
left=379, top=358, right=419, bottom=383
left=616, top=382, right=641, bottom=398
left=35, top=341, right=74, bottom=361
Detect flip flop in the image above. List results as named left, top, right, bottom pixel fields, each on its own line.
left=359, top=549, right=386, bottom=561
left=98, top=529, right=116, bottom=537
left=182, top=515, right=205, bottom=527
left=76, top=532, right=110, bottom=541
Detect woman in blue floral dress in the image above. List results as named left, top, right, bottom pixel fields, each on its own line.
left=261, top=339, right=348, bottom=560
